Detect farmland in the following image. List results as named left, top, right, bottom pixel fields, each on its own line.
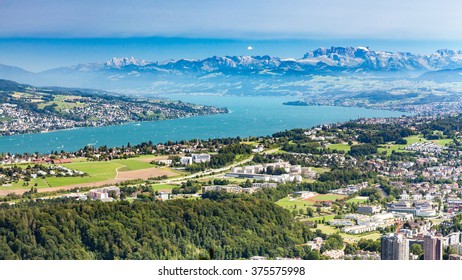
left=0, top=156, right=180, bottom=195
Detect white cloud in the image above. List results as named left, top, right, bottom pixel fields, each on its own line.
left=0, top=0, right=461, bottom=40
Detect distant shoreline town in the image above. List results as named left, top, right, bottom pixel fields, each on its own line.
left=0, top=79, right=228, bottom=136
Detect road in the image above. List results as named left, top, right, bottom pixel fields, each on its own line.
left=159, top=148, right=280, bottom=184
left=161, top=156, right=254, bottom=184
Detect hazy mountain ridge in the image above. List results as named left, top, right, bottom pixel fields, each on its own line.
left=1, top=47, right=462, bottom=90
left=58, top=47, right=462, bottom=73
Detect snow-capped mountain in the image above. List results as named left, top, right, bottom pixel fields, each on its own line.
left=104, top=57, right=150, bottom=68
left=39, top=47, right=462, bottom=74
left=1, top=47, right=462, bottom=90
left=299, top=46, right=462, bottom=71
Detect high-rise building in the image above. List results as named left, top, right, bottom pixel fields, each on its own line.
left=381, top=233, right=409, bottom=260
left=424, top=235, right=443, bottom=260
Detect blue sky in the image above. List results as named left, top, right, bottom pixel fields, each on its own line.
left=1, top=0, right=461, bottom=71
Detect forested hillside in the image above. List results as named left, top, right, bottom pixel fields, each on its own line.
left=0, top=198, right=314, bottom=260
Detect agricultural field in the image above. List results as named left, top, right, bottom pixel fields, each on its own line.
left=46, top=161, right=122, bottom=187
left=0, top=156, right=180, bottom=192
left=36, top=95, right=85, bottom=111
left=113, top=159, right=153, bottom=171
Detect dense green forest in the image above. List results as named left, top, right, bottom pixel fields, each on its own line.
left=0, top=198, right=316, bottom=260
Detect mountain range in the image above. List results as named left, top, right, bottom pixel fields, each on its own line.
left=1, top=46, right=462, bottom=91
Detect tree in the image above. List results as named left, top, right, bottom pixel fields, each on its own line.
left=410, top=244, right=423, bottom=257
left=344, top=243, right=358, bottom=255
left=306, top=207, right=314, bottom=217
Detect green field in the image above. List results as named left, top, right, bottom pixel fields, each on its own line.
left=276, top=194, right=344, bottom=210
left=304, top=215, right=336, bottom=222
left=313, top=194, right=345, bottom=201
left=311, top=167, right=330, bottom=174
left=114, top=159, right=153, bottom=171
left=315, top=224, right=381, bottom=242
left=1, top=156, right=177, bottom=190
left=378, top=134, right=452, bottom=155
left=36, top=95, right=85, bottom=111
left=235, top=154, right=253, bottom=161
left=1, top=177, right=50, bottom=191
left=239, top=141, right=258, bottom=145
left=271, top=149, right=288, bottom=155
left=378, top=135, right=426, bottom=155
left=46, top=161, right=122, bottom=187
left=152, top=184, right=178, bottom=192
left=346, top=196, right=369, bottom=204
left=431, top=138, right=453, bottom=146
left=276, top=196, right=316, bottom=209
left=328, top=143, right=351, bottom=152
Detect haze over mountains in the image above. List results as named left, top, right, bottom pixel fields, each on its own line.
left=0, top=47, right=461, bottom=92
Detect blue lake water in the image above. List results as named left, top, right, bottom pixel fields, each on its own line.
left=0, top=95, right=408, bottom=154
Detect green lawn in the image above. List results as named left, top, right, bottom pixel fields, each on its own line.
left=276, top=193, right=344, bottom=211
left=113, top=159, right=153, bottom=171
left=44, top=157, right=159, bottom=187
left=235, top=154, right=252, bottom=161
left=346, top=196, right=369, bottom=204
left=311, top=167, right=330, bottom=174
left=328, top=143, right=351, bottom=152
left=1, top=177, right=50, bottom=191
left=46, top=161, right=122, bottom=187
left=378, top=135, right=452, bottom=155
left=271, top=149, right=288, bottom=155
left=36, top=95, right=85, bottom=111
left=68, top=157, right=90, bottom=163
left=378, top=135, right=427, bottom=155
left=313, top=194, right=345, bottom=201
left=405, top=135, right=426, bottom=144
left=315, top=224, right=339, bottom=235
left=276, top=196, right=316, bottom=209
left=304, top=215, right=336, bottom=222
left=1, top=156, right=161, bottom=190
left=152, top=184, right=178, bottom=192
left=341, top=232, right=382, bottom=243
left=314, top=224, right=381, bottom=242
left=240, top=141, right=258, bottom=145
left=431, top=138, right=453, bottom=146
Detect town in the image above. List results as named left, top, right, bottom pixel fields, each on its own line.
left=2, top=112, right=462, bottom=260
left=0, top=79, right=228, bottom=136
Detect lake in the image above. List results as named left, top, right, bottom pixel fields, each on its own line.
left=0, top=95, right=408, bottom=154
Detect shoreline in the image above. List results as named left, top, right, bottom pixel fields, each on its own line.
left=0, top=99, right=409, bottom=155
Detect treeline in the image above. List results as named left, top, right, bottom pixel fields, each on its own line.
left=318, top=168, right=375, bottom=185
left=248, top=169, right=373, bottom=202
left=0, top=198, right=318, bottom=260
left=348, top=144, right=378, bottom=157
left=341, top=122, right=414, bottom=145
left=419, top=114, right=462, bottom=139
left=281, top=142, right=335, bottom=155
